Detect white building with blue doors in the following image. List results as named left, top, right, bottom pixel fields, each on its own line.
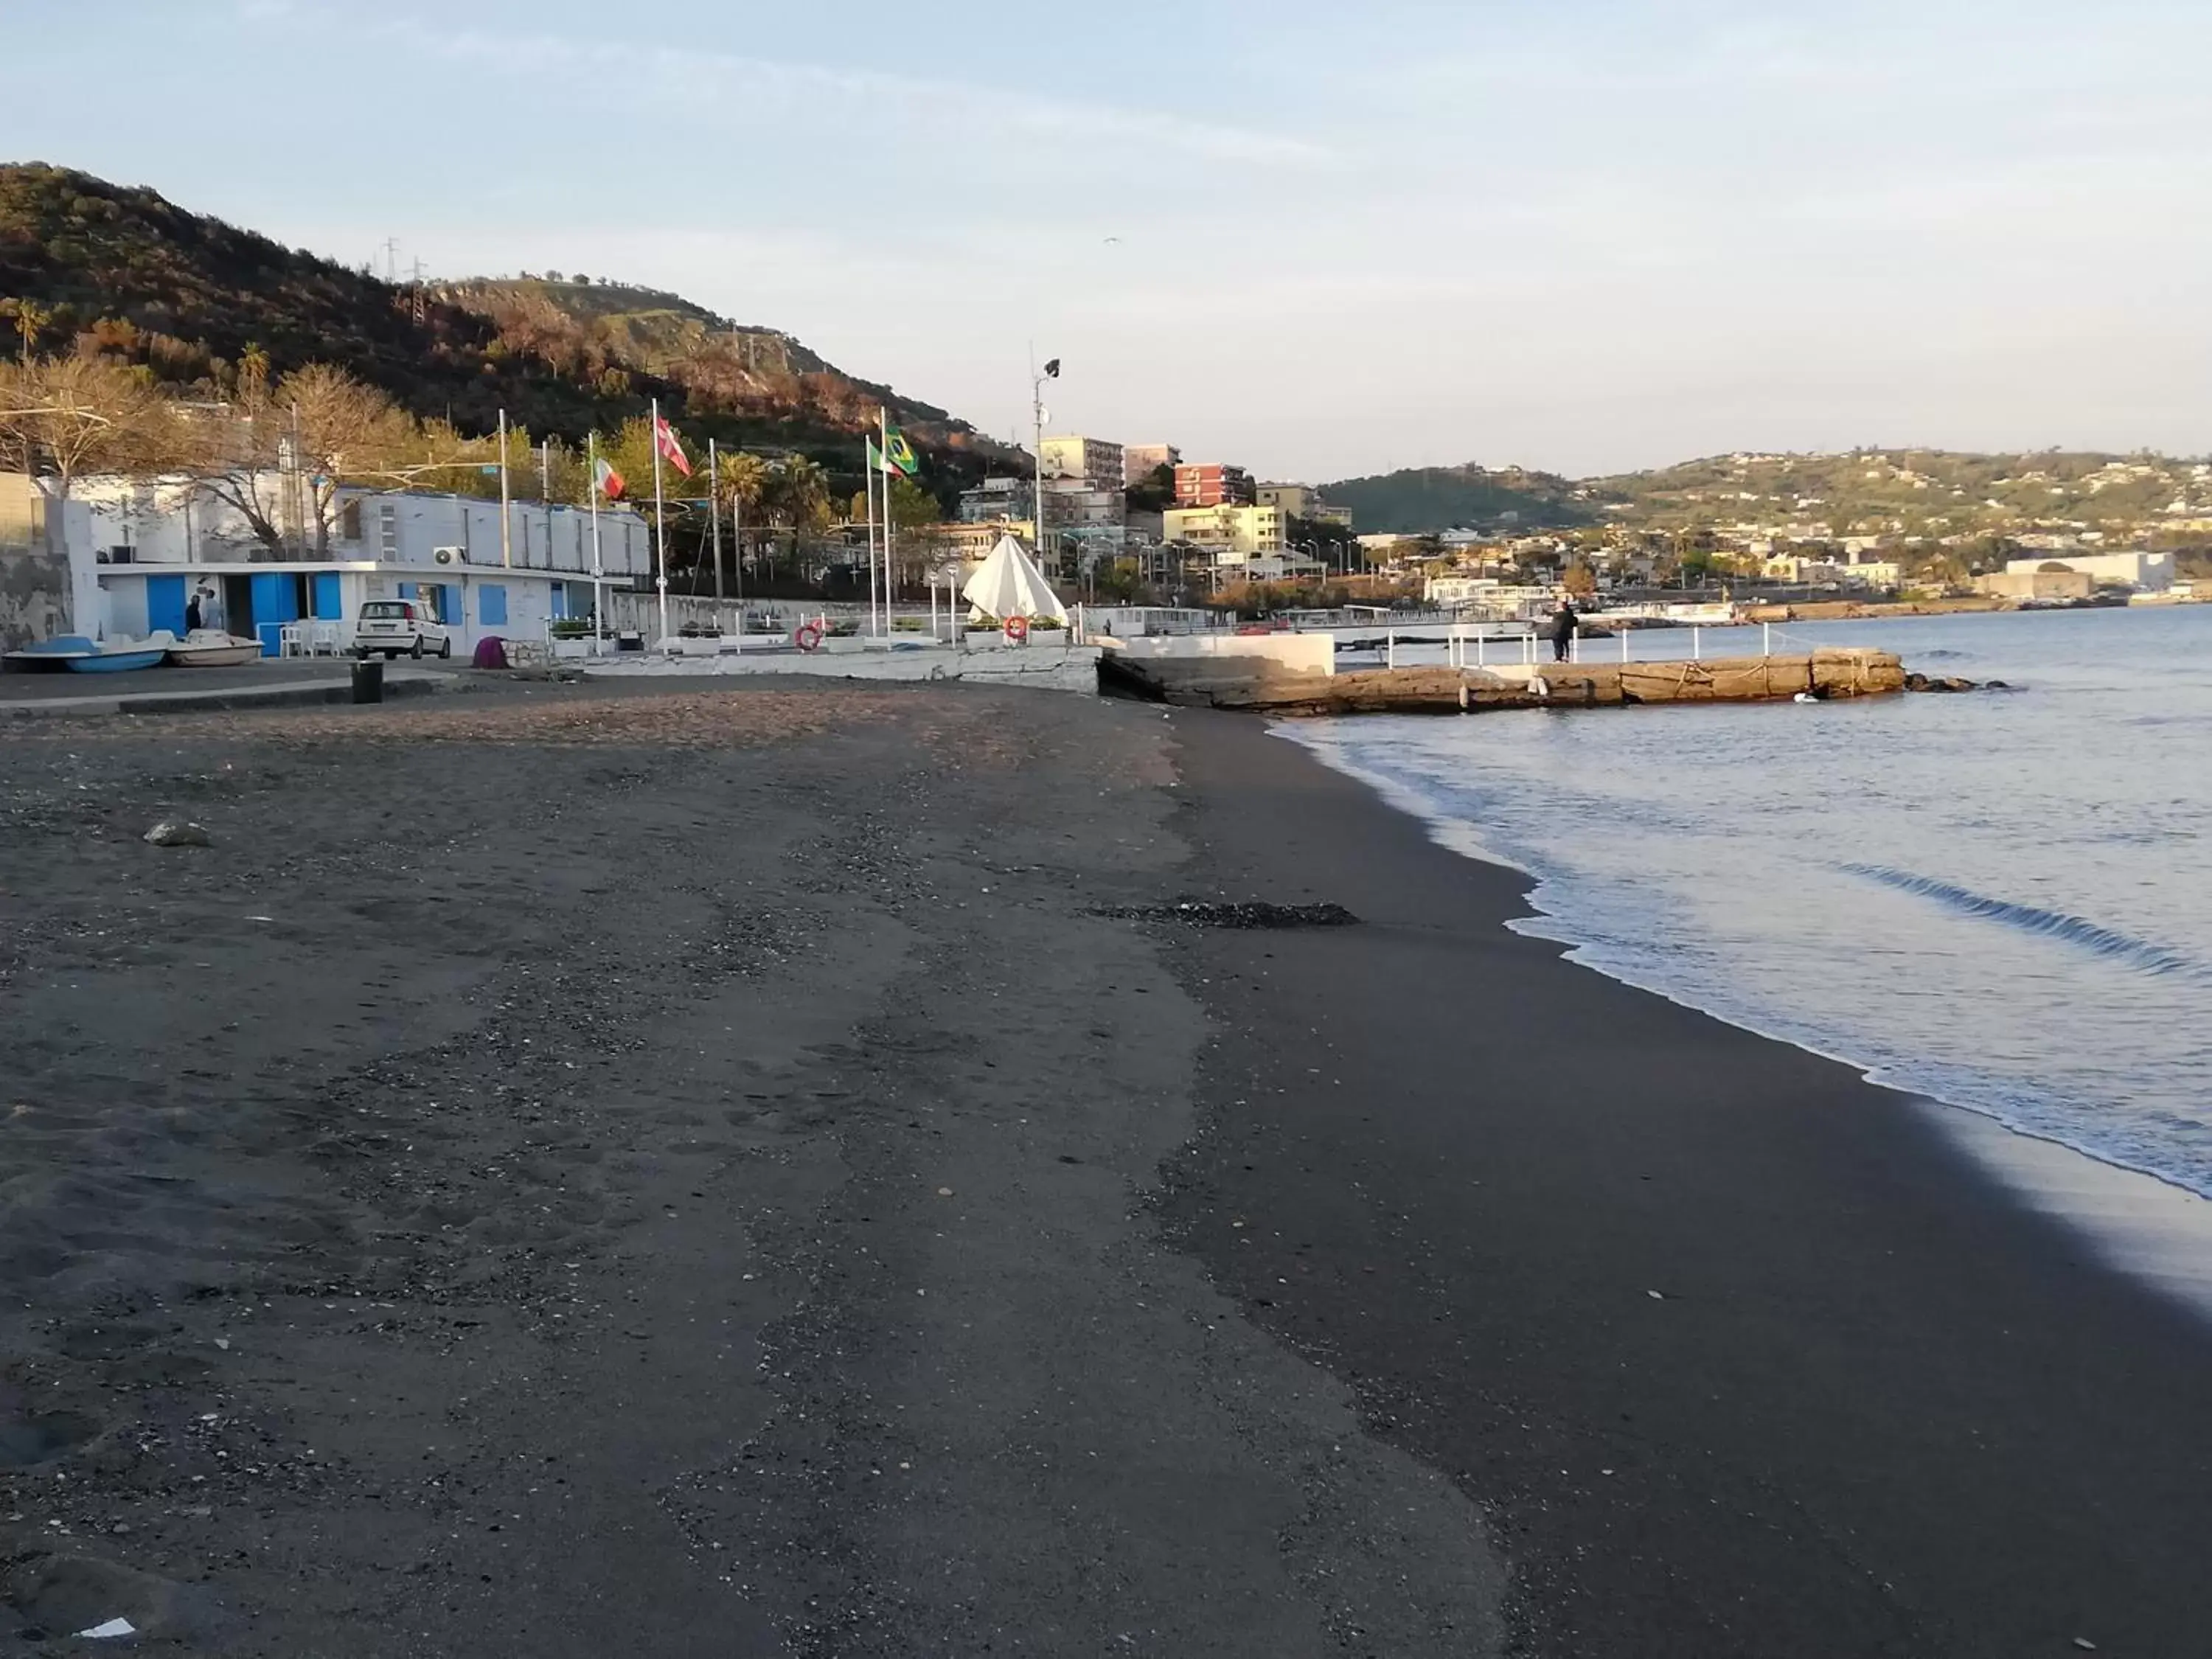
left=63, top=476, right=655, bottom=655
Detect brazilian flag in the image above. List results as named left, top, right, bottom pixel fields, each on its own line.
left=883, top=426, right=920, bottom=479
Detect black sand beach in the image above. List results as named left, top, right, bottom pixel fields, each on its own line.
left=1, top=679, right=2207, bottom=1655
left=1160, top=707, right=2212, bottom=1657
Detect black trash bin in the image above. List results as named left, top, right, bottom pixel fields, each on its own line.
left=350, top=656, right=385, bottom=704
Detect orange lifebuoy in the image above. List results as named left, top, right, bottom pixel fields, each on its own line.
left=1004, top=615, right=1030, bottom=644
left=793, top=620, right=824, bottom=653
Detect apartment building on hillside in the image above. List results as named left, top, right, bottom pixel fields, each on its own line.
left=1163, top=503, right=1284, bottom=563
left=1039, top=436, right=1126, bottom=490
left=1174, top=463, right=1256, bottom=508
left=1257, top=482, right=1354, bottom=528
left=1122, top=442, right=1181, bottom=483
left=959, top=476, right=1037, bottom=524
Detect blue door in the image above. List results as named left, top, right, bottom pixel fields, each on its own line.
left=311, top=573, right=342, bottom=619
left=145, top=574, right=188, bottom=637
left=250, top=572, right=299, bottom=658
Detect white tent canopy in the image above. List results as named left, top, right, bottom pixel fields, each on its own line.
left=961, top=533, right=1069, bottom=626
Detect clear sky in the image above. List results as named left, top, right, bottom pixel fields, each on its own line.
left=12, top=0, right=2211, bottom=479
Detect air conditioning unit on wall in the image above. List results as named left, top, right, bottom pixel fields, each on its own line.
left=432, top=546, right=465, bottom=566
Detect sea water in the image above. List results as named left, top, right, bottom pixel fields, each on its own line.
left=1284, top=605, right=2212, bottom=1200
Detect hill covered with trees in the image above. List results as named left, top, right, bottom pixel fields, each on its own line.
left=1586, top=449, right=2211, bottom=538
left=0, top=163, right=998, bottom=473
left=1317, top=464, right=1593, bottom=534
left=1324, top=449, right=2212, bottom=539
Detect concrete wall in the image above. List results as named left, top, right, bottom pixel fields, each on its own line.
left=1109, top=633, right=1335, bottom=675
left=1976, top=568, right=2094, bottom=602
left=2002, top=550, right=2175, bottom=591
left=0, top=476, right=72, bottom=649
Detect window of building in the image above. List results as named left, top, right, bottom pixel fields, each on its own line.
left=479, top=584, right=508, bottom=626
left=340, top=500, right=364, bottom=541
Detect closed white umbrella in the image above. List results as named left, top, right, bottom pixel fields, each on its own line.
left=961, top=533, right=1069, bottom=625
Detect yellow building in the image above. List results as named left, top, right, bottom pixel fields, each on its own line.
left=1163, top=504, right=1287, bottom=563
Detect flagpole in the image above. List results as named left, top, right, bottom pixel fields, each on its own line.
left=880, top=406, right=894, bottom=638
left=650, top=397, right=669, bottom=648
left=498, top=408, right=512, bottom=568
left=865, top=433, right=880, bottom=639
left=709, top=439, right=724, bottom=608
left=587, top=431, right=605, bottom=655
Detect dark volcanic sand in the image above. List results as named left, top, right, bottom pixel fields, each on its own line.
left=4, top=681, right=2208, bottom=1657
left=1157, top=708, right=2212, bottom=1658
left=0, top=684, right=1499, bottom=1656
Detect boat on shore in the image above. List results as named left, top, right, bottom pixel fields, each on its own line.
left=1, top=635, right=99, bottom=672
left=165, top=630, right=264, bottom=667
left=62, top=633, right=173, bottom=674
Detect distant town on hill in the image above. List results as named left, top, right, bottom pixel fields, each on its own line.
left=1321, top=452, right=2212, bottom=547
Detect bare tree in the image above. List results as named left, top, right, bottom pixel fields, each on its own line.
left=0, top=353, right=171, bottom=498
left=188, top=364, right=422, bottom=557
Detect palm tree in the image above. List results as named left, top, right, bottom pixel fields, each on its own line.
left=767, top=456, right=833, bottom=582
left=716, top=451, right=770, bottom=585
left=2, top=299, right=52, bottom=363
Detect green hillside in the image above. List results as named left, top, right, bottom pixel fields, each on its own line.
left=1325, top=450, right=2212, bottom=538
left=1319, top=464, right=1594, bottom=534
left=1588, top=450, right=2211, bottom=536
left=0, top=162, right=990, bottom=465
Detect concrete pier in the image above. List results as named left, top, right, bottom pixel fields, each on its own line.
left=1103, top=647, right=1907, bottom=714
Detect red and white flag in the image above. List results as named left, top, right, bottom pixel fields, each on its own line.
left=653, top=414, right=692, bottom=478
left=594, top=457, right=625, bottom=501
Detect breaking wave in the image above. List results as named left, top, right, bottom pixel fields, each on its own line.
left=1843, top=865, right=2211, bottom=981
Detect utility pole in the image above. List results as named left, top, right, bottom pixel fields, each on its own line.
left=708, top=439, right=724, bottom=604
left=290, top=402, right=306, bottom=557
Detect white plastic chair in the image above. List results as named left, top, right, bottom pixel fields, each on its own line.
left=279, top=622, right=306, bottom=658
left=310, top=620, right=340, bottom=655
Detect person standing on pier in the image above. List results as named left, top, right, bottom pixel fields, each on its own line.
left=1550, top=600, right=1579, bottom=663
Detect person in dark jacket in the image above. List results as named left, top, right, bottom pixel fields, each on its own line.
left=1550, top=600, right=1579, bottom=662
left=184, top=591, right=204, bottom=633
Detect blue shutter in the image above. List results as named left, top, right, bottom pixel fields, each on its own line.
left=145, top=574, right=188, bottom=636
left=312, top=572, right=341, bottom=619
left=479, top=584, right=508, bottom=627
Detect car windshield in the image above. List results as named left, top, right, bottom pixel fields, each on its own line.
left=361, top=602, right=411, bottom=619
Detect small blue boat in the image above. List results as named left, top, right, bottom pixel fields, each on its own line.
left=1, top=634, right=98, bottom=671
left=66, top=650, right=168, bottom=674
left=63, top=635, right=172, bottom=674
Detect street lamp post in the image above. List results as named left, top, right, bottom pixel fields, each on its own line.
left=1032, top=355, right=1059, bottom=575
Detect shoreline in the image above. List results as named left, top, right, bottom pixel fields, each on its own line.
left=1277, top=712, right=2212, bottom=1233
left=1160, top=704, right=2212, bottom=1656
